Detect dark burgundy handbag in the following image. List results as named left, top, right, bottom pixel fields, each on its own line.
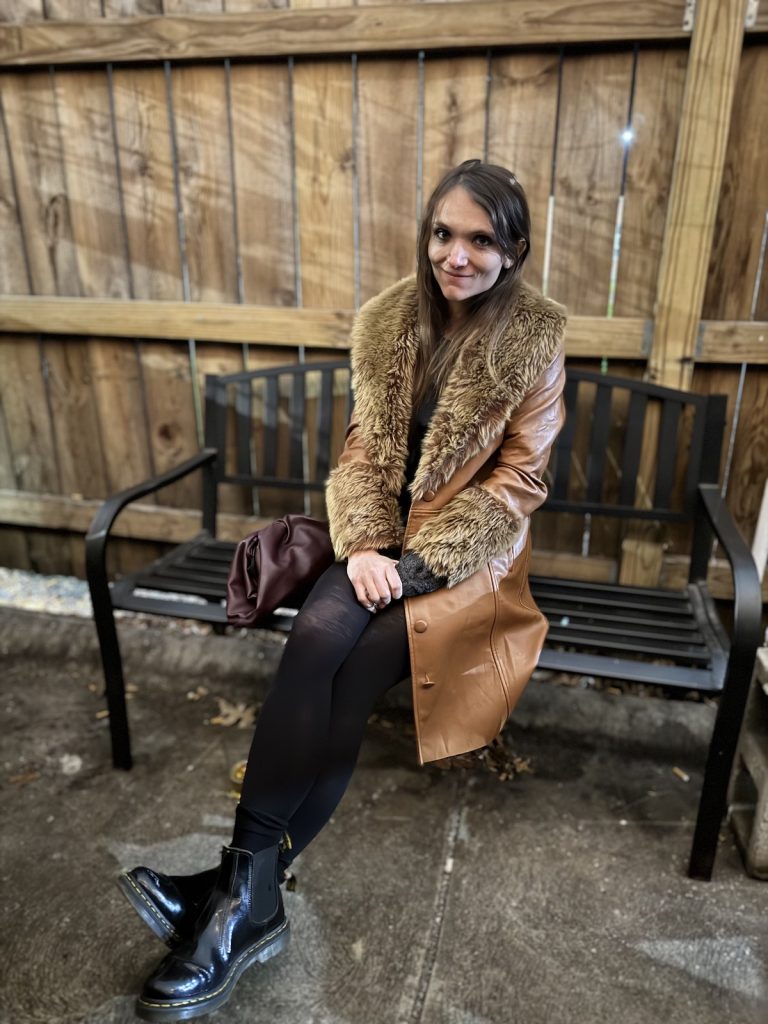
left=226, top=515, right=335, bottom=627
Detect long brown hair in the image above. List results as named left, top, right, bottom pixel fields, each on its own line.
left=413, top=159, right=531, bottom=409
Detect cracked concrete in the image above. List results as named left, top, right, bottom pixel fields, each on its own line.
left=1, top=605, right=767, bottom=1024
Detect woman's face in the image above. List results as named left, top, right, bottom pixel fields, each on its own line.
left=427, top=186, right=508, bottom=309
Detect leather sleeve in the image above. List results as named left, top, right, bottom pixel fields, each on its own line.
left=405, top=347, right=566, bottom=587
left=324, top=411, right=405, bottom=560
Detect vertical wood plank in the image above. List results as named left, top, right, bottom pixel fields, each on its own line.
left=0, top=0, right=44, bottom=22
left=0, top=96, right=33, bottom=569
left=224, top=0, right=287, bottom=9
left=548, top=49, right=634, bottom=315
left=0, top=87, right=63, bottom=573
left=292, top=0, right=356, bottom=516
left=0, top=339, right=65, bottom=572
left=53, top=69, right=152, bottom=491
left=163, top=0, right=223, bottom=12
left=102, top=1, right=164, bottom=15
left=421, top=54, right=487, bottom=203
left=111, top=64, right=201, bottom=510
left=487, top=51, right=560, bottom=293
left=0, top=71, right=80, bottom=296
left=549, top=50, right=636, bottom=561
left=0, top=407, right=20, bottom=563
left=357, top=56, right=419, bottom=303
left=293, top=58, right=355, bottom=308
left=291, top=0, right=356, bottom=514
left=614, top=45, right=688, bottom=318
left=230, top=61, right=296, bottom=308
left=755, top=245, right=768, bottom=322
left=171, top=65, right=239, bottom=305
left=693, top=364, right=768, bottom=545
left=44, top=0, right=102, bottom=17
left=619, top=537, right=664, bottom=585
left=53, top=65, right=160, bottom=574
left=1, top=68, right=85, bottom=574
left=649, top=0, right=748, bottom=389
left=232, top=57, right=299, bottom=515
left=170, top=61, right=248, bottom=514
left=727, top=369, right=768, bottom=543
left=702, top=42, right=768, bottom=321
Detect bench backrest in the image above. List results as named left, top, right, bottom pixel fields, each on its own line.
left=545, top=369, right=726, bottom=522
left=204, top=361, right=352, bottom=495
left=205, top=362, right=726, bottom=523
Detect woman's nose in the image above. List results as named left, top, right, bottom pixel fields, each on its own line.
left=448, top=242, right=468, bottom=266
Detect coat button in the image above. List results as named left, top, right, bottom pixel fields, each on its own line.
left=422, top=676, right=435, bottom=688
left=414, top=619, right=428, bottom=633
left=423, top=490, right=436, bottom=502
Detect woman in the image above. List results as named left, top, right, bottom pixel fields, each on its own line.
left=124, top=159, right=567, bottom=1022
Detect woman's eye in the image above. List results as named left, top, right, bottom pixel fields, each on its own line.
left=474, top=235, right=493, bottom=247
left=433, top=228, right=449, bottom=241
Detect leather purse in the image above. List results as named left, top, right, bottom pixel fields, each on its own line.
left=226, top=514, right=335, bottom=627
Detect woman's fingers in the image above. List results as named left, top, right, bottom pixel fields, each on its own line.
left=346, top=551, right=403, bottom=612
left=385, top=562, right=403, bottom=601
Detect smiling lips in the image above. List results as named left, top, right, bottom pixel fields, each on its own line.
left=442, top=269, right=472, bottom=279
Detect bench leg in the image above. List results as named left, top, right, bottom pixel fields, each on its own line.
left=90, top=590, right=133, bottom=771
left=688, top=651, right=756, bottom=880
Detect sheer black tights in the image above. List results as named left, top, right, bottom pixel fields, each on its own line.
left=232, top=562, right=410, bottom=862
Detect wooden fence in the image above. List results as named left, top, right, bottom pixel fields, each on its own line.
left=0, top=0, right=766, bottom=598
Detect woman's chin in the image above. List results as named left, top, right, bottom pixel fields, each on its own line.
left=439, top=282, right=471, bottom=301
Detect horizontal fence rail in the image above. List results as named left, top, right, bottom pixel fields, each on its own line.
left=0, top=2, right=701, bottom=66
left=0, top=297, right=765, bottom=362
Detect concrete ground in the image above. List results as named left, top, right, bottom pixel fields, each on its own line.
left=1, top=605, right=767, bottom=1024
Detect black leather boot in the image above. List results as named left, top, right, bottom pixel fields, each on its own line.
left=135, top=844, right=289, bottom=1022
left=118, top=837, right=294, bottom=947
left=118, top=866, right=219, bottom=947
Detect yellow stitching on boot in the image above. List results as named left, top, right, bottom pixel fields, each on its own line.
left=122, top=874, right=180, bottom=941
left=137, top=919, right=289, bottom=1009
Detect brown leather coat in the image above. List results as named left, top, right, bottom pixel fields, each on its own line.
left=326, top=275, right=567, bottom=764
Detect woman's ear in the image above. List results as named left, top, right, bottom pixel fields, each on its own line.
left=504, top=239, right=527, bottom=270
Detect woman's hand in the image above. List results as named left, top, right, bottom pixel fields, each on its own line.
left=347, top=549, right=403, bottom=613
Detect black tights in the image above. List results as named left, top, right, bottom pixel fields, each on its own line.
left=232, top=561, right=410, bottom=865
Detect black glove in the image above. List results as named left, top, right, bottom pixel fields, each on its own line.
left=396, top=551, right=447, bottom=597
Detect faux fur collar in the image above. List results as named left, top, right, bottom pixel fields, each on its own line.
left=350, top=275, right=566, bottom=501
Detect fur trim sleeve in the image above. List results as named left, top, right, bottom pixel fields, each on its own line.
left=325, top=461, right=404, bottom=560
left=404, top=487, right=523, bottom=587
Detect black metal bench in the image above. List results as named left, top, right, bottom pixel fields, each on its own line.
left=85, top=361, right=762, bottom=881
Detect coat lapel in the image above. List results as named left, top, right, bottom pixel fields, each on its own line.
left=350, top=275, right=566, bottom=500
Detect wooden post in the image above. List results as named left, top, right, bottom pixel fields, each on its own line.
left=648, top=0, right=749, bottom=390
left=620, top=0, right=749, bottom=587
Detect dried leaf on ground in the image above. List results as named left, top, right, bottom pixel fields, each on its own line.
left=209, top=698, right=258, bottom=729
left=431, top=736, right=533, bottom=781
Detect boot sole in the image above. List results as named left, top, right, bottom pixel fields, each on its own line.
left=117, top=872, right=179, bottom=947
left=135, top=918, right=290, bottom=1022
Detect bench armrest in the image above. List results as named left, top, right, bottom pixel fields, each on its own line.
left=85, top=449, right=218, bottom=579
left=697, top=483, right=763, bottom=654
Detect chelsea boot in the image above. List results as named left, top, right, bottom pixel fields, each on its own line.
left=118, top=866, right=219, bottom=947
left=118, top=835, right=294, bottom=947
left=135, top=844, right=289, bottom=1022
